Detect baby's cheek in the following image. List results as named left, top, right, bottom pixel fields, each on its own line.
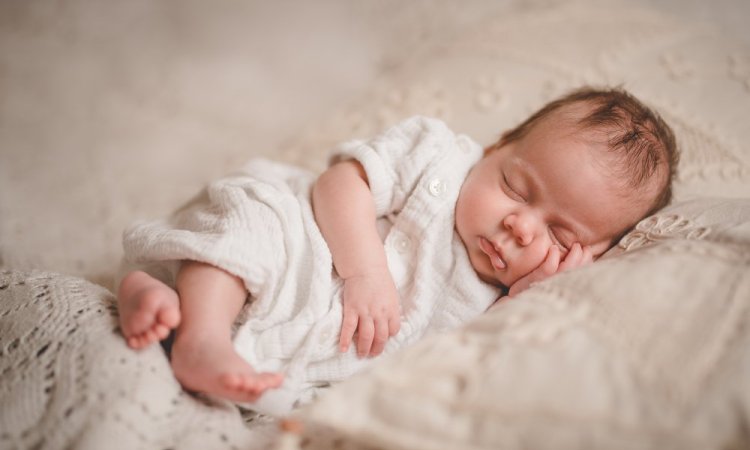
left=514, top=244, right=550, bottom=280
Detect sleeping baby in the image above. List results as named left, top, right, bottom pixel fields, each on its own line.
left=115, top=86, right=678, bottom=413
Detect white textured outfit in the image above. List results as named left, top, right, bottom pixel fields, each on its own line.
left=121, top=116, right=502, bottom=413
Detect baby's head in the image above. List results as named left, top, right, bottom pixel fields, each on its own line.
left=455, top=86, right=678, bottom=288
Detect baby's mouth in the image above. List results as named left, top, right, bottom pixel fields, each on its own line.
left=478, top=237, right=506, bottom=270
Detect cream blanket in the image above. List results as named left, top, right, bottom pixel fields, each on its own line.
left=2, top=0, right=750, bottom=448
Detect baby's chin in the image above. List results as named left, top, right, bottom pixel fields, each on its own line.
left=472, top=263, right=510, bottom=289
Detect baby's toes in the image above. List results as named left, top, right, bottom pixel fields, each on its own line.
left=126, top=310, right=154, bottom=337
left=237, top=389, right=262, bottom=403
left=258, top=372, right=284, bottom=389
left=128, top=334, right=147, bottom=349
left=143, top=328, right=159, bottom=344
left=154, top=323, right=170, bottom=340
left=221, top=373, right=261, bottom=394
left=242, top=375, right=266, bottom=393
left=130, top=330, right=160, bottom=349
left=126, top=335, right=139, bottom=348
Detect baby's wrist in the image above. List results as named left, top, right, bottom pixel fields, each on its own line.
left=341, top=263, right=391, bottom=281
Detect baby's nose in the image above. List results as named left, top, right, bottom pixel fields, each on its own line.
left=503, top=214, right=533, bottom=246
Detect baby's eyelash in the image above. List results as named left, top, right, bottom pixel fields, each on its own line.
left=549, top=229, right=570, bottom=251
left=502, top=173, right=524, bottom=201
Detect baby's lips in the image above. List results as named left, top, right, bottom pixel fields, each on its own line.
left=479, top=237, right=506, bottom=270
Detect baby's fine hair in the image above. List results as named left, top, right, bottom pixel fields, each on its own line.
left=493, top=86, right=678, bottom=216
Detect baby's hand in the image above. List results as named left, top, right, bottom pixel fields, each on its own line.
left=340, top=268, right=401, bottom=358
left=507, top=243, right=593, bottom=297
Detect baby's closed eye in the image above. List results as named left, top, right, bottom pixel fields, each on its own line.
left=501, top=172, right=526, bottom=202
left=548, top=226, right=573, bottom=252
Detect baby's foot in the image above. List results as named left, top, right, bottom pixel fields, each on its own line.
left=117, top=271, right=181, bottom=349
left=170, top=331, right=284, bottom=403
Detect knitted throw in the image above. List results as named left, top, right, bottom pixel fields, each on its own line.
left=0, top=270, right=278, bottom=450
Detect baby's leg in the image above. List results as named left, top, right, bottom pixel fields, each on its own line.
left=170, top=261, right=284, bottom=403
left=118, top=270, right=181, bottom=349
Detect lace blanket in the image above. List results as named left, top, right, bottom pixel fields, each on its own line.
left=0, top=269, right=279, bottom=450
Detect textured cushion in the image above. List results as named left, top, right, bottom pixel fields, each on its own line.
left=297, top=198, right=750, bottom=449
left=288, top=1, right=750, bottom=448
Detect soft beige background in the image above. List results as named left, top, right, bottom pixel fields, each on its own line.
left=1, top=0, right=749, bottom=290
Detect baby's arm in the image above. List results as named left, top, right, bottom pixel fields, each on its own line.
left=507, top=243, right=593, bottom=297
left=312, top=160, right=401, bottom=357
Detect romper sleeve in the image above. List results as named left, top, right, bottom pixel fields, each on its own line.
left=328, top=116, right=456, bottom=216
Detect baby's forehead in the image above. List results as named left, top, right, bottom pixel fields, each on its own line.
left=532, top=102, right=600, bottom=136
left=516, top=125, right=658, bottom=215
left=527, top=105, right=650, bottom=176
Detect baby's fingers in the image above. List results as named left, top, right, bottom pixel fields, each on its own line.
left=508, top=246, right=560, bottom=297
left=581, top=245, right=594, bottom=264
left=540, top=245, right=562, bottom=275
left=369, top=319, right=390, bottom=356
left=339, top=311, right=358, bottom=352
left=356, top=318, right=375, bottom=357
left=388, top=313, right=401, bottom=337
left=558, top=243, right=583, bottom=272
